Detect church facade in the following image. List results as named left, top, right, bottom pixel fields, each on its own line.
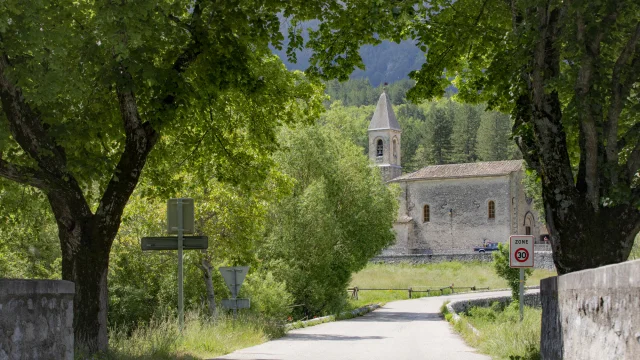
left=368, top=91, right=547, bottom=255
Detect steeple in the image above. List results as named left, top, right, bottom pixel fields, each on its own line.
left=368, top=87, right=402, bottom=182
left=368, top=90, right=401, bottom=131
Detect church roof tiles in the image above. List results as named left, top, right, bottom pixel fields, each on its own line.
left=391, top=160, right=524, bottom=182
left=368, top=91, right=401, bottom=131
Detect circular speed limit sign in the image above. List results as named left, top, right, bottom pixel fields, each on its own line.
left=515, top=248, right=529, bottom=262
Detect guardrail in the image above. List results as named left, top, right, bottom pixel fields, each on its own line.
left=347, top=285, right=491, bottom=300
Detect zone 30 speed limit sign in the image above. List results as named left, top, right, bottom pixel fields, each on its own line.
left=510, top=235, right=534, bottom=268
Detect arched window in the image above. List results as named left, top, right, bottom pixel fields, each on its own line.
left=423, top=205, right=430, bottom=222
left=376, top=139, right=384, bottom=157
left=526, top=226, right=531, bottom=235
left=488, top=201, right=495, bottom=219
left=392, top=138, right=398, bottom=163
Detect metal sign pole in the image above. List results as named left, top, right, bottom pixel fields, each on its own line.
left=233, top=269, right=238, bottom=320
left=178, top=198, right=184, bottom=332
left=519, top=268, right=524, bottom=322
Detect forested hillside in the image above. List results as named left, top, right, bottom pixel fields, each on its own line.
left=271, top=19, right=424, bottom=86
left=321, top=79, right=521, bottom=173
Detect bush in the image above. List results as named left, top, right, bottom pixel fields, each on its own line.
left=242, top=271, right=293, bottom=321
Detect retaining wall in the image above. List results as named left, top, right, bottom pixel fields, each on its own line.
left=372, top=251, right=555, bottom=271
left=540, top=259, right=640, bottom=360
left=448, top=291, right=541, bottom=315
left=0, top=279, right=75, bottom=360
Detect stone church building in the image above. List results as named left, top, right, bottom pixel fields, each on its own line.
left=368, top=91, right=547, bottom=255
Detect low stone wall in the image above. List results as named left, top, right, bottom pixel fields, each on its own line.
left=540, top=259, right=640, bottom=360
left=448, top=291, right=541, bottom=315
left=372, top=251, right=556, bottom=271
left=0, top=279, right=75, bottom=360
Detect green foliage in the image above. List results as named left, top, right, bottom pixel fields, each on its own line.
left=0, top=180, right=60, bottom=279
left=242, top=272, right=293, bottom=321
left=104, top=311, right=270, bottom=360
left=324, top=78, right=415, bottom=106
left=476, top=112, right=520, bottom=162
left=492, top=243, right=533, bottom=301
left=319, top=88, right=522, bottom=174
left=460, top=305, right=542, bottom=360
left=263, top=124, right=398, bottom=317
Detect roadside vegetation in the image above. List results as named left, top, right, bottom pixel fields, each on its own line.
left=348, top=261, right=555, bottom=308
left=444, top=302, right=541, bottom=360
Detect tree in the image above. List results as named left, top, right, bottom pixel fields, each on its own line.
left=428, top=101, right=454, bottom=165
left=476, top=112, right=518, bottom=162
left=262, top=125, right=397, bottom=316
left=0, top=1, right=338, bottom=352
left=451, top=103, right=482, bottom=163
left=310, top=0, right=640, bottom=273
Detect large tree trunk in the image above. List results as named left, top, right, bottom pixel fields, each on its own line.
left=514, top=2, right=640, bottom=274
left=543, top=193, right=640, bottom=274
left=199, top=257, right=217, bottom=318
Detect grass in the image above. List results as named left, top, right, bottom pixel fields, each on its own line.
left=91, top=312, right=275, bottom=360
left=446, top=302, right=541, bottom=360
left=348, top=261, right=555, bottom=308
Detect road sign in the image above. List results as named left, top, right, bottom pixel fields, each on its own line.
left=219, top=266, right=249, bottom=298
left=167, top=198, right=195, bottom=234
left=221, top=298, right=250, bottom=310
left=141, top=236, right=208, bottom=251
left=510, top=235, right=534, bottom=268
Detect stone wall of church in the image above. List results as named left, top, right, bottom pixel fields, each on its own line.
left=513, top=171, right=549, bottom=239
left=404, top=175, right=512, bottom=252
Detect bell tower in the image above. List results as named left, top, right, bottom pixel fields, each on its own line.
left=368, top=89, right=402, bottom=181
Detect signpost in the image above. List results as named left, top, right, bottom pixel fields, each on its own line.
left=509, top=235, right=534, bottom=322
left=219, top=266, right=250, bottom=318
left=140, top=198, right=206, bottom=332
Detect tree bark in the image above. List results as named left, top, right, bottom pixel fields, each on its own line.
left=199, top=257, right=217, bottom=318
left=514, top=2, right=640, bottom=274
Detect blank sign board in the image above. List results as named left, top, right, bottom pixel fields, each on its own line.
left=141, top=236, right=208, bottom=251
left=167, top=198, right=195, bottom=234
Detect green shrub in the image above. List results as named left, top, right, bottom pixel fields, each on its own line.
left=492, top=243, right=532, bottom=301
left=242, top=271, right=293, bottom=321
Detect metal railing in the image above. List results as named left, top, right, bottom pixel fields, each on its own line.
left=347, top=285, right=491, bottom=300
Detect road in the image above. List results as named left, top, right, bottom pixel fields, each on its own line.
left=212, top=290, right=517, bottom=360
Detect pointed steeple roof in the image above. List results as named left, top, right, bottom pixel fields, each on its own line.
left=368, top=91, right=401, bottom=131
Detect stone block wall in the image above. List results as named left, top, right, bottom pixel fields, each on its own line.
left=540, top=259, right=640, bottom=360
left=0, top=279, right=75, bottom=360
left=448, top=291, right=541, bottom=315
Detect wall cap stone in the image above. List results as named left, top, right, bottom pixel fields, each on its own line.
left=555, top=259, right=640, bottom=290
left=0, top=279, right=75, bottom=296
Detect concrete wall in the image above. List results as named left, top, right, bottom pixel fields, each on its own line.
left=372, top=251, right=556, bottom=271
left=0, top=279, right=75, bottom=360
left=540, top=260, right=640, bottom=360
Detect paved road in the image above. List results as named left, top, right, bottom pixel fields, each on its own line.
left=212, top=290, right=518, bottom=360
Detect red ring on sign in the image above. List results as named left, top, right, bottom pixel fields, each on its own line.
left=515, top=248, right=529, bottom=262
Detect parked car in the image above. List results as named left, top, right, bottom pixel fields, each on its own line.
left=473, top=242, right=500, bottom=253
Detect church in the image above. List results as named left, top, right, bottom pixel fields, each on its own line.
left=368, top=91, right=547, bottom=255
